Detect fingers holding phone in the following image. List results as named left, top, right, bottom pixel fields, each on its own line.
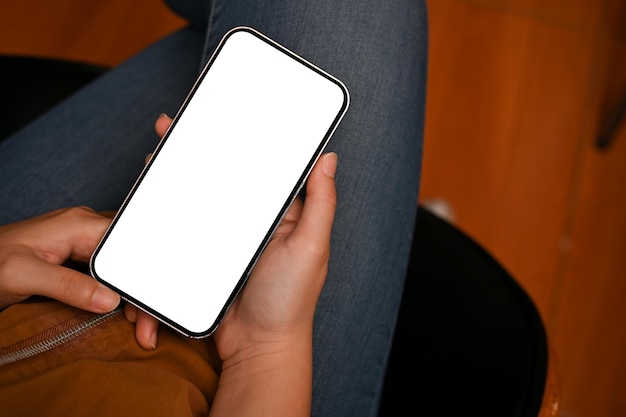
left=0, top=207, right=119, bottom=313
left=90, top=27, right=349, bottom=338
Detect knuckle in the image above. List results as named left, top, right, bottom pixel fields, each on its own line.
left=57, top=268, right=83, bottom=299
left=320, top=191, right=337, bottom=208
left=47, top=206, right=93, bottom=219
left=300, top=240, right=331, bottom=262
left=313, top=193, right=337, bottom=217
left=54, top=205, right=109, bottom=239
left=59, top=206, right=97, bottom=220
left=0, top=247, right=30, bottom=293
left=40, top=207, right=98, bottom=232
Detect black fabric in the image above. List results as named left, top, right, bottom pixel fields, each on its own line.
left=378, top=207, right=548, bottom=417
left=0, top=56, right=108, bottom=140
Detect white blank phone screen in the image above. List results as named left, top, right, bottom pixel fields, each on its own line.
left=91, top=28, right=349, bottom=337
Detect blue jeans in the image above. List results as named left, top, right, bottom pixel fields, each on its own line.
left=0, top=1, right=427, bottom=415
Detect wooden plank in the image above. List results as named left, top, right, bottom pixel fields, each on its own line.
left=421, top=0, right=598, bottom=319
left=550, top=34, right=626, bottom=417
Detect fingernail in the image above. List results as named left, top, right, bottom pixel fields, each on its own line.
left=125, top=306, right=137, bottom=323
left=92, top=286, right=120, bottom=312
left=158, top=113, right=168, bottom=119
left=322, top=152, right=338, bottom=178
left=149, top=330, right=158, bottom=350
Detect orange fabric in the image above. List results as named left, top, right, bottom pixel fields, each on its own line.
left=0, top=299, right=221, bottom=416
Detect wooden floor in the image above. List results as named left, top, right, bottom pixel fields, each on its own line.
left=0, top=1, right=625, bottom=416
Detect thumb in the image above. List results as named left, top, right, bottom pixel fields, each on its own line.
left=292, top=152, right=338, bottom=245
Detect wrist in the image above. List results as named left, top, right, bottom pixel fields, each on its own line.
left=210, top=328, right=313, bottom=417
left=219, top=325, right=313, bottom=379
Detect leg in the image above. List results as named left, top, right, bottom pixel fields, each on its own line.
left=0, top=28, right=205, bottom=224
left=170, top=1, right=428, bottom=415
left=0, top=2, right=428, bottom=414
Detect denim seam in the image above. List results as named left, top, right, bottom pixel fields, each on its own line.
left=201, top=0, right=218, bottom=69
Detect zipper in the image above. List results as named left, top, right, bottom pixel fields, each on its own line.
left=0, top=308, right=122, bottom=367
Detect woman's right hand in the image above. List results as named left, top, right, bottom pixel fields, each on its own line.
left=0, top=207, right=120, bottom=313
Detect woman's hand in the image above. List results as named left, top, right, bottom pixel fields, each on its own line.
left=205, top=150, right=337, bottom=417
left=0, top=207, right=120, bottom=313
left=213, top=149, right=337, bottom=359
left=128, top=114, right=337, bottom=359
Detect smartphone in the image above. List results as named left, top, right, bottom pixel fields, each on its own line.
left=90, top=27, right=349, bottom=338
